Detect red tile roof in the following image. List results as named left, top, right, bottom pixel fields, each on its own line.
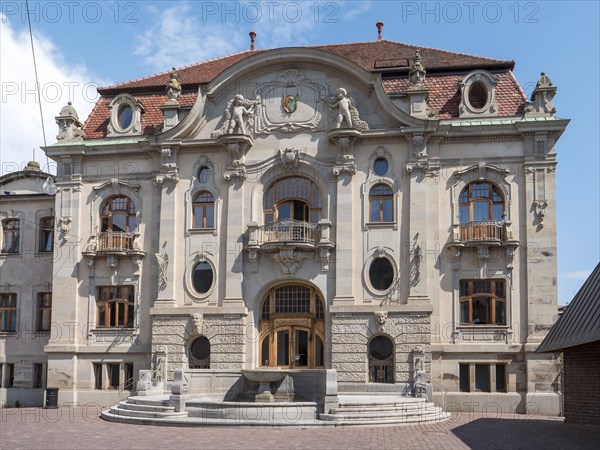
left=382, top=71, right=526, bottom=118
left=98, top=40, right=513, bottom=94
left=82, top=40, right=524, bottom=138
left=83, top=93, right=197, bottom=139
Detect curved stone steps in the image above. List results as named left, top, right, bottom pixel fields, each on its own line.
left=102, top=395, right=188, bottom=423
left=319, top=394, right=449, bottom=425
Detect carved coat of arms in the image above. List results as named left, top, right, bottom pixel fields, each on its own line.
left=282, top=95, right=298, bottom=114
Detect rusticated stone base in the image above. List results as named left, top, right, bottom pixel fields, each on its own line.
left=330, top=312, right=432, bottom=383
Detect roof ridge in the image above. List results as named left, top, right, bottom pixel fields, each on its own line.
left=308, top=39, right=512, bottom=64
left=100, top=48, right=259, bottom=91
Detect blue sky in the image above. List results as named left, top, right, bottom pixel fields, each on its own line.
left=1, top=0, right=598, bottom=304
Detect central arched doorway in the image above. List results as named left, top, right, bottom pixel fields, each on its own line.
left=368, top=335, right=394, bottom=383
left=259, top=284, right=325, bottom=368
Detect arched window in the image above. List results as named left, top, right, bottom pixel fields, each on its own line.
left=368, top=335, right=394, bottom=383
left=458, top=182, right=505, bottom=241
left=192, top=191, right=215, bottom=229
left=263, top=177, right=321, bottom=225
left=459, top=182, right=504, bottom=224
left=259, top=284, right=325, bottom=368
left=100, top=195, right=137, bottom=232
left=369, top=184, right=393, bottom=222
left=1, top=219, right=20, bottom=254
left=189, top=336, right=210, bottom=369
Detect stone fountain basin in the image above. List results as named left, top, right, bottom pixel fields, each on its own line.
left=241, top=369, right=288, bottom=383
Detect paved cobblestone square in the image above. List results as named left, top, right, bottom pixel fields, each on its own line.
left=1, top=408, right=599, bottom=449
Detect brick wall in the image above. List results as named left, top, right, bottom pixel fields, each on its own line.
left=564, top=340, right=600, bottom=425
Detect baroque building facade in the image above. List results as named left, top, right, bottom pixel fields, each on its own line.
left=1, top=38, right=567, bottom=415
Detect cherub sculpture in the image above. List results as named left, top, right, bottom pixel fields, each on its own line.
left=211, top=94, right=259, bottom=138
left=326, top=88, right=369, bottom=131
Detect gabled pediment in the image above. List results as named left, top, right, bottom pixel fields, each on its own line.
left=161, top=48, right=426, bottom=142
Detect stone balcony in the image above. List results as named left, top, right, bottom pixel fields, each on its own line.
left=83, top=232, right=145, bottom=272
left=451, top=221, right=518, bottom=247
left=246, top=219, right=335, bottom=273
left=84, top=232, right=145, bottom=256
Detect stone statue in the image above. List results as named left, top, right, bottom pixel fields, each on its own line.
left=155, top=242, right=168, bottom=292
left=211, top=94, right=259, bottom=138
left=165, top=67, right=182, bottom=101
left=154, top=355, right=164, bottom=384
left=326, top=88, right=369, bottom=131
left=409, top=50, right=426, bottom=86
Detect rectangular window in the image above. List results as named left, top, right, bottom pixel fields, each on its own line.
left=93, top=363, right=103, bottom=389
left=96, top=286, right=134, bottom=328
left=1, top=219, right=20, bottom=253
left=39, top=217, right=54, bottom=253
left=496, top=363, right=507, bottom=392
left=5, top=363, right=14, bottom=388
left=34, top=363, right=45, bottom=389
left=37, top=293, right=52, bottom=332
left=124, top=363, right=134, bottom=390
left=108, top=363, right=120, bottom=389
left=459, top=363, right=470, bottom=392
left=475, top=364, right=491, bottom=392
left=459, top=280, right=506, bottom=325
left=0, top=293, right=17, bottom=332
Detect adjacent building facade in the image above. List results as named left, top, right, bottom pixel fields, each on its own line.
left=1, top=37, right=568, bottom=413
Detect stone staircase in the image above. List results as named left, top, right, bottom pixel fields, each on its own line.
left=101, top=395, right=188, bottom=424
left=319, top=383, right=450, bottom=426
left=320, top=393, right=449, bottom=426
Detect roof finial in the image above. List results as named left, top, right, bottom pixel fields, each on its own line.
left=249, top=31, right=256, bottom=50
left=376, top=20, right=384, bottom=40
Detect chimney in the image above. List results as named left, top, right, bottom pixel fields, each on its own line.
left=249, top=31, right=256, bottom=50
left=376, top=21, right=383, bottom=40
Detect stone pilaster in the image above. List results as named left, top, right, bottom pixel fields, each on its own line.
left=329, top=129, right=360, bottom=304
left=155, top=147, right=180, bottom=307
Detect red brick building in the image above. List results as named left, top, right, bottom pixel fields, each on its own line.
left=538, top=263, right=600, bottom=425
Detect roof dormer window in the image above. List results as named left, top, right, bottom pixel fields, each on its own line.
left=107, top=94, right=144, bottom=136
left=459, top=70, right=498, bottom=117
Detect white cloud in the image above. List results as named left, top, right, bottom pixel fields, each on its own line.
left=133, top=3, right=245, bottom=71
left=564, top=269, right=593, bottom=281
left=343, top=1, right=373, bottom=21
left=0, top=14, right=106, bottom=176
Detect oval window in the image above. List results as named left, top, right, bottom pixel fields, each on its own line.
left=369, top=257, right=394, bottom=291
left=468, top=82, right=488, bottom=110
left=191, top=336, right=211, bottom=360
left=192, top=262, right=213, bottom=294
left=373, top=158, right=389, bottom=176
left=369, top=335, right=393, bottom=360
left=118, top=105, right=133, bottom=129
